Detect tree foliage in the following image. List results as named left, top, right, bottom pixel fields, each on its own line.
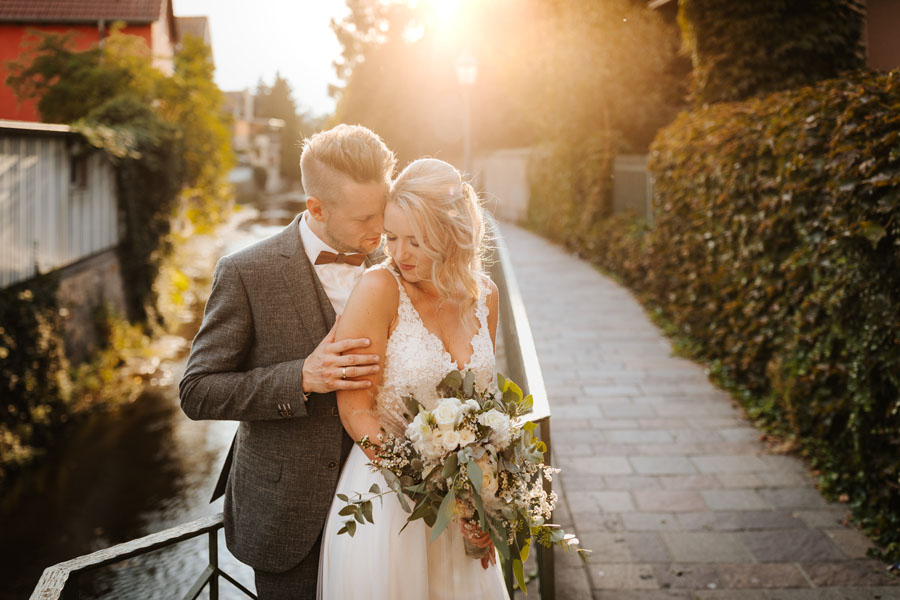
left=330, top=0, right=687, bottom=168
left=255, top=73, right=314, bottom=183
left=678, top=0, right=867, bottom=105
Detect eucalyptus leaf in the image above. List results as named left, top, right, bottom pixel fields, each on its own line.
left=403, top=395, right=422, bottom=418
left=361, top=500, right=374, bottom=523
left=513, top=558, right=526, bottom=594
left=438, top=370, right=463, bottom=394
left=429, top=487, right=456, bottom=542
left=463, top=370, right=475, bottom=396
left=338, top=505, right=357, bottom=517
left=368, top=483, right=381, bottom=495
left=442, top=452, right=459, bottom=479
left=466, top=458, right=483, bottom=496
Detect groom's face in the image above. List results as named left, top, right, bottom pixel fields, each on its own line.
left=319, top=180, right=388, bottom=254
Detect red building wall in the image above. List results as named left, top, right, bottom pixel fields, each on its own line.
left=0, top=23, right=152, bottom=122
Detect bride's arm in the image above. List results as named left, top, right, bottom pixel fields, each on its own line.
left=334, top=268, right=399, bottom=460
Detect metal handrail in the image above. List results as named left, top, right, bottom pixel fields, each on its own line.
left=30, top=223, right=551, bottom=600
left=29, top=513, right=255, bottom=600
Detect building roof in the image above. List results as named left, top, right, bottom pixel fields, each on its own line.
left=176, top=15, right=210, bottom=44
left=0, top=0, right=165, bottom=24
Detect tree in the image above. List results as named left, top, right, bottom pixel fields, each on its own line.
left=7, top=25, right=234, bottom=313
left=678, top=0, right=866, bottom=105
left=255, top=73, right=310, bottom=183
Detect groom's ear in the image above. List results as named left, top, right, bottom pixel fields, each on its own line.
left=306, top=196, right=326, bottom=222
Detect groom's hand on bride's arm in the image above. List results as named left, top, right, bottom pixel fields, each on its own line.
left=301, top=316, right=381, bottom=394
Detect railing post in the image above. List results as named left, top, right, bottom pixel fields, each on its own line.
left=208, top=529, right=219, bottom=600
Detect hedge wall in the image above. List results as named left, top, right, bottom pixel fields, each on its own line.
left=528, top=69, right=900, bottom=559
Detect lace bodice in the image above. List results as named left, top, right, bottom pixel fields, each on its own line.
left=371, top=264, right=495, bottom=436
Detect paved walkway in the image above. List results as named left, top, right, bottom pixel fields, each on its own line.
left=499, top=224, right=900, bottom=600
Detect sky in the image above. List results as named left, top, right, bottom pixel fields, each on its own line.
left=173, top=0, right=351, bottom=117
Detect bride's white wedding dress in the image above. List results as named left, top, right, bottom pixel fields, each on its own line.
left=317, top=264, right=509, bottom=599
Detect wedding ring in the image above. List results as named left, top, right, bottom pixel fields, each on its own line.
left=341, top=367, right=347, bottom=380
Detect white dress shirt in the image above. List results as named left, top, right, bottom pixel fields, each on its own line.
left=299, top=212, right=365, bottom=315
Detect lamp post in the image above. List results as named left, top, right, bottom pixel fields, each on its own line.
left=455, top=51, right=478, bottom=177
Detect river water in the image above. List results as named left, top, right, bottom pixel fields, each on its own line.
left=0, top=207, right=295, bottom=599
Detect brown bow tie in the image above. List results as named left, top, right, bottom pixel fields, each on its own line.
left=314, top=251, right=367, bottom=266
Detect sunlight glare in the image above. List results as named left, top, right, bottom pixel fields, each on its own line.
left=429, top=0, right=464, bottom=24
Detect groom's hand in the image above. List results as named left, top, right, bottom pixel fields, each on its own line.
left=302, top=317, right=380, bottom=394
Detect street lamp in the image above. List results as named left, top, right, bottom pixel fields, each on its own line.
left=455, top=51, right=478, bottom=177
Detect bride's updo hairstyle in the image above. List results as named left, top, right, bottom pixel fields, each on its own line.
left=388, top=158, right=487, bottom=315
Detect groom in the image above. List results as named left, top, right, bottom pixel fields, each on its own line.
left=180, top=124, right=396, bottom=599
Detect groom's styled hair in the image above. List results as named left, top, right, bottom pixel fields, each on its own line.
left=300, top=124, right=396, bottom=207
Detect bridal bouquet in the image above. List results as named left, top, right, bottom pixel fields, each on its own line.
left=337, top=369, right=586, bottom=592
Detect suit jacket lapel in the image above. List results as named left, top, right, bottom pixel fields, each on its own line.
left=279, top=214, right=333, bottom=343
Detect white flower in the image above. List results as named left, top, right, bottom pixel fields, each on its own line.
left=458, top=428, right=476, bottom=447
left=478, top=409, right=512, bottom=447
left=464, top=399, right=480, bottom=412
left=441, top=429, right=461, bottom=451
left=475, top=453, right=500, bottom=504
left=478, top=409, right=507, bottom=428
left=434, top=398, right=462, bottom=431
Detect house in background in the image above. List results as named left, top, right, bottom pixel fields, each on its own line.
left=0, top=120, right=127, bottom=362
left=0, top=0, right=179, bottom=122
left=175, top=15, right=211, bottom=51
left=223, top=89, right=284, bottom=195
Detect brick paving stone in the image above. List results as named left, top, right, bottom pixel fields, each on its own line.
left=622, top=512, right=682, bottom=532
left=756, top=487, right=832, bottom=509
left=701, top=489, right=773, bottom=511
left=590, top=563, right=660, bottom=590
left=793, top=509, right=850, bottom=529
left=631, top=456, right=699, bottom=475
left=824, top=528, right=878, bottom=559
left=622, top=532, right=673, bottom=562
left=755, top=470, right=815, bottom=487
left=691, top=455, right=769, bottom=473
left=798, top=561, right=900, bottom=587
left=677, top=510, right=807, bottom=532
left=716, top=473, right=765, bottom=488
left=658, top=474, right=722, bottom=490
left=662, top=532, right=755, bottom=563
left=634, top=490, right=708, bottom=513
left=604, top=475, right=665, bottom=490
left=593, top=592, right=692, bottom=599
left=740, top=529, right=846, bottom=562
left=578, top=531, right=634, bottom=563
left=589, top=418, right=643, bottom=430
left=652, top=563, right=811, bottom=589
left=607, top=430, right=676, bottom=444
left=696, top=591, right=767, bottom=599
left=561, top=456, right=635, bottom=476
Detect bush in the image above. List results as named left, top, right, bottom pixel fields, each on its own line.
left=528, top=68, right=900, bottom=560
left=646, top=69, right=899, bottom=558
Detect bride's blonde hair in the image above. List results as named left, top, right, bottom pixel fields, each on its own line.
left=388, top=158, right=488, bottom=317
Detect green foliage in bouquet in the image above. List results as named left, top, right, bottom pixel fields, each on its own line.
left=338, top=370, right=585, bottom=593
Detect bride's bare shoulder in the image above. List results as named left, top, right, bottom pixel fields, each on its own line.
left=353, top=265, right=400, bottom=304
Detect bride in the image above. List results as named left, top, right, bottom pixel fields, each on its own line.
left=317, top=158, right=510, bottom=599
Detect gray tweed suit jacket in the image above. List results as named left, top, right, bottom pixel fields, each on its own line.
left=179, top=213, right=358, bottom=573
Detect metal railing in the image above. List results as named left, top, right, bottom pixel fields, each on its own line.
left=30, top=223, right=552, bottom=599
left=29, top=513, right=254, bottom=600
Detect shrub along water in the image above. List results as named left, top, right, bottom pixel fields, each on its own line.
left=528, top=69, right=900, bottom=560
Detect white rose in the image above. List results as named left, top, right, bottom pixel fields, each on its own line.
left=433, top=398, right=462, bottom=431
left=478, top=409, right=509, bottom=430
left=475, top=454, right=499, bottom=501
left=441, top=429, right=461, bottom=451
left=458, top=428, right=476, bottom=447
left=464, top=399, right=480, bottom=412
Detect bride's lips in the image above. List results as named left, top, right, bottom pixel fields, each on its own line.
left=398, top=263, right=416, bottom=271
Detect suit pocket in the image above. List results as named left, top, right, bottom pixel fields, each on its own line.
left=255, top=458, right=282, bottom=483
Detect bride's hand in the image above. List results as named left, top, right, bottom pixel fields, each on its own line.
left=459, top=519, right=497, bottom=570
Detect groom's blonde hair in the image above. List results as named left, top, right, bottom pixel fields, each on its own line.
left=300, top=124, right=396, bottom=207
left=389, top=158, right=489, bottom=320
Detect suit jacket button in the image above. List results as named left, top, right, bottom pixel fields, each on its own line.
left=331, top=407, right=339, bottom=416
left=328, top=461, right=337, bottom=469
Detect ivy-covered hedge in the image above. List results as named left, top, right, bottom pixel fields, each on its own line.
left=528, top=69, right=900, bottom=560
